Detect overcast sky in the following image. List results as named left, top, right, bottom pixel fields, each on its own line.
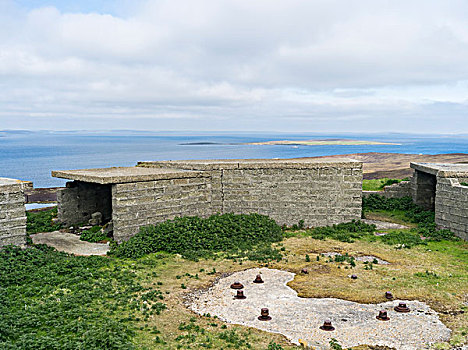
left=1, top=0, right=468, bottom=133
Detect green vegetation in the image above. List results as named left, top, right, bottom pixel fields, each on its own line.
left=461, top=182, right=468, bottom=187
left=0, top=245, right=142, bottom=349
left=80, top=225, right=109, bottom=243
left=363, top=194, right=456, bottom=242
left=26, top=207, right=61, bottom=234
left=362, top=178, right=407, bottom=191
left=286, top=220, right=376, bottom=243
left=110, top=213, right=283, bottom=260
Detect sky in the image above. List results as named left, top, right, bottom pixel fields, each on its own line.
left=1, top=0, right=468, bottom=133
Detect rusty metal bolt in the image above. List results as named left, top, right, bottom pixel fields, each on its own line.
left=385, top=291, right=393, bottom=300
left=319, top=319, right=335, bottom=331
left=253, top=274, right=264, bottom=283
left=376, top=310, right=390, bottom=321
left=258, top=308, right=272, bottom=321
left=394, top=302, right=410, bottom=313
left=351, top=274, right=358, bottom=280
left=301, top=268, right=308, bottom=274
left=230, top=281, right=244, bottom=289
left=234, top=290, right=246, bottom=299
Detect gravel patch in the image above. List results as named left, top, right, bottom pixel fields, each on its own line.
left=188, top=268, right=451, bottom=350
left=322, top=252, right=390, bottom=265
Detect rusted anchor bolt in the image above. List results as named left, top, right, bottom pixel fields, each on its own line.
left=230, top=281, right=244, bottom=289
left=394, top=302, right=410, bottom=313
left=301, top=268, right=308, bottom=274
left=376, top=310, right=390, bottom=321
left=351, top=274, right=358, bottom=280
left=234, top=290, right=246, bottom=299
left=385, top=291, right=393, bottom=300
left=253, top=274, right=264, bottom=283
left=258, top=308, right=272, bottom=321
left=319, top=319, right=335, bottom=331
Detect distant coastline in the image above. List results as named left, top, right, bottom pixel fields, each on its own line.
left=244, top=139, right=401, bottom=146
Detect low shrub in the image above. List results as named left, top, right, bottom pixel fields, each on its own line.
left=109, top=213, right=283, bottom=260
left=307, top=220, right=376, bottom=243
left=362, top=178, right=406, bottom=191
left=0, top=245, right=154, bottom=349
left=26, top=207, right=61, bottom=234
left=80, top=226, right=108, bottom=243
left=379, top=231, right=426, bottom=248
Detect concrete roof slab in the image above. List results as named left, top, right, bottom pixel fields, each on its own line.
left=52, top=167, right=207, bottom=184
left=410, top=162, right=468, bottom=178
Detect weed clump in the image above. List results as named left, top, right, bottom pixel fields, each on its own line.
left=306, top=220, right=376, bottom=243
left=80, top=225, right=109, bottom=243
left=26, top=207, right=61, bottom=234
left=109, top=213, right=283, bottom=260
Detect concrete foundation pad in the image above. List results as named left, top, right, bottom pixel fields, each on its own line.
left=31, top=231, right=110, bottom=256
left=362, top=219, right=409, bottom=230
left=188, top=268, right=451, bottom=350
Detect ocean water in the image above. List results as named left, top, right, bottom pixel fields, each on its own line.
left=0, top=131, right=467, bottom=188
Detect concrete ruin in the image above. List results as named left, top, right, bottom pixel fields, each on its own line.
left=0, top=178, right=28, bottom=247
left=410, top=162, right=468, bottom=240
left=52, top=158, right=363, bottom=242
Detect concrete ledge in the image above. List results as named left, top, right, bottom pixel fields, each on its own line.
left=411, top=162, right=468, bottom=178
left=52, top=167, right=208, bottom=184
left=138, top=157, right=362, bottom=170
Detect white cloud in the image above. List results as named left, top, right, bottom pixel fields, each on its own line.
left=0, top=0, right=468, bottom=132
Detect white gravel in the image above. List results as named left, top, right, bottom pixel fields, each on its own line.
left=188, top=268, right=451, bottom=350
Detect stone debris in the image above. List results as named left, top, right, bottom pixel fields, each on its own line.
left=188, top=268, right=451, bottom=350
left=322, top=252, right=390, bottom=265
left=362, top=219, right=409, bottom=230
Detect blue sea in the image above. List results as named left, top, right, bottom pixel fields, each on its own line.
left=0, top=131, right=467, bottom=188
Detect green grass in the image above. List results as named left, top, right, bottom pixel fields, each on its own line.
left=362, top=178, right=406, bottom=191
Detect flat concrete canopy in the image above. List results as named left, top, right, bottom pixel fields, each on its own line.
left=411, top=162, right=468, bottom=178
left=52, top=167, right=206, bottom=184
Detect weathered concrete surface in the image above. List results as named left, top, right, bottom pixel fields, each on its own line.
left=57, top=181, right=112, bottom=226
left=54, top=158, right=363, bottom=241
left=52, top=167, right=204, bottom=184
left=140, top=158, right=363, bottom=229
left=0, top=177, right=28, bottom=247
left=188, top=268, right=451, bottom=350
left=31, top=231, right=110, bottom=255
left=410, top=162, right=468, bottom=240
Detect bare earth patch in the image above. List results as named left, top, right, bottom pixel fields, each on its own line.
left=188, top=268, right=451, bottom=350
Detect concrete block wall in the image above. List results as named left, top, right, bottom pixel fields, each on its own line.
left=0, top=178, right=27, bottom=247
left=57, top=181, right=112, bottom=226
left=112, top=173, right=213, bottom=241
left=435, top=178, right=468, bottom=240
left=362, top=181, right=411, bottom=199
left=139, top=159, right=362, bottom=228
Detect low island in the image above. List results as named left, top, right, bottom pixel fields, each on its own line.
left=245, top=139, right=400, bottom=146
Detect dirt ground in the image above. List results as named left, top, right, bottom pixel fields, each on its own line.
left=310, top=152, right=468, bottom=179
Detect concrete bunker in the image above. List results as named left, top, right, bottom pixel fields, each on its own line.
left=410, top=162, right=468, bottom=240
left=52, top=158, right=363, bottom=242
